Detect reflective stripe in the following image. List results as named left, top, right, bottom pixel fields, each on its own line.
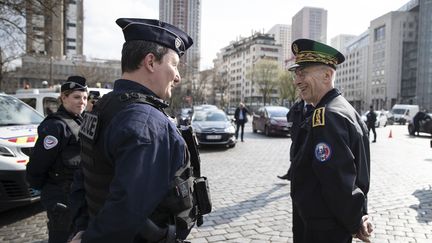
left=7, top=136, right=38, bottom=144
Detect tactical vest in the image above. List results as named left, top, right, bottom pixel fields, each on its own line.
left=46, top=112, right=82, bottom=183
left=79, top=92, right=210, bottom=234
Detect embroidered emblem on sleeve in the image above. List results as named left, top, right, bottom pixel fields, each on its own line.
left=314, top=142, right=332, bottom=162
left=312, top=107, right=325, bottom=127
left=43, top=135, right=58, bottom=150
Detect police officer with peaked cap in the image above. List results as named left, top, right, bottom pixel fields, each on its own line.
left=287, top=39, right=373, bottom=243
left=72, top=18, right=206, bottom=243
left=27, top=75, right=88, bottom=243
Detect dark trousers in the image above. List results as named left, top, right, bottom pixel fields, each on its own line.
left=367, top=124, right=376, bottom=141
left=292, top=204, right=352, bottom=243
left=235, top=120, right=245, bottom=141
left=41, top=183, right=72, bottom=243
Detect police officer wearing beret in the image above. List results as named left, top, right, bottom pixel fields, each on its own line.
left=73, top=18, right=210, bottom=243
left=287, top=39, right=373, bottom=243
left=27, top=76, right=88, bottom=243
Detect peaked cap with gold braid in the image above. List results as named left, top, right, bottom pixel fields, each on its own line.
left=288, top=38, right=345, bottom=71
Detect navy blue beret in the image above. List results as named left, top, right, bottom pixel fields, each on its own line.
left=116, top=18, right=193, bottom=57
left=61, top=75, right=87, bottom=92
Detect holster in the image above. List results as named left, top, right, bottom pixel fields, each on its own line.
left=193, top=177, right=211, bottom=215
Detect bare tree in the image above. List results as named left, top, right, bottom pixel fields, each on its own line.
left=249, top=59, right=281, bottom=106
left=0, top=0, right=60, bottom=90
left=278, top=70, right=297, bottom=105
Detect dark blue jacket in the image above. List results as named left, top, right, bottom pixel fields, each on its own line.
left=81, top=80, right=187, bottom=242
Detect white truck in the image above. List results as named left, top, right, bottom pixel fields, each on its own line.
left=391, top=104, right=419, bottom=125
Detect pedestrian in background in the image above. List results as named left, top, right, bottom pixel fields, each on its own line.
left=234, top=102, right=250, bottom=142
left=72, top=18, right=207, bottom=243
left=366, top=105, right=377, bottom=143
left=26, top=76, right=88, bottom=243
left=287, top=39, right=373, bottom=243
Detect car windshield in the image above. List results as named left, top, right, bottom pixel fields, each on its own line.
left=267, top=107, right=289, bottom=117
left=392, top=108, right=406, bottom=115
left=193, top=111, right=227, bottom=122
left=0, top=95, right=44, bottom=125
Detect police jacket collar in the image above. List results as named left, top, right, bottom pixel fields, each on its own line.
left=113, top=79, right=169, bottom=108
left=57, top=105, right=83, bottom=121
left=315, top=88, right=341, bottom=108
left=114, top=79, right=159, bottom=97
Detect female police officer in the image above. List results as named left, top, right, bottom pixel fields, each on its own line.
left=27, top=76, right=88, bottom=243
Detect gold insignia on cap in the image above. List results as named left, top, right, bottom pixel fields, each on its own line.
left=293, top=43, right=299, bottom=54
left=296, top=51, right=338, bottom=66
left=312, top=107, right=325, bottom=127
left=175, top=37, right=181, bottom=49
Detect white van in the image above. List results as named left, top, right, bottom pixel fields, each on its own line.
left=14, top=89, right=60, bottom=116
left=391, top=104, right=419, bottom=125
left=0, top=94, right=44, bottom=212
left=13, top=87, right=112, bottom=117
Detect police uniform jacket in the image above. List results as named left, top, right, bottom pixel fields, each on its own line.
left=27, top=105, right=83, bottom=190
left=289, top=88, right=370, bottom=234
left=81, top=80, right=188, bottom=242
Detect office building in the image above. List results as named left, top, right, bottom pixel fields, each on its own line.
left=216, top=33, right=282, bottom=108
left=291, top=7, right=327, bottom=43
left=267, top=24, right=291, bottom=67
left=330, top=34, right=356, bottom=55
left=26, top=0, right=84, bottom=58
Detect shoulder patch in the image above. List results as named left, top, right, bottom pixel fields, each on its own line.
left=43, top=135, right=58, bottom=150
left=312, top=107, right=325, bottom=127
left=314, top=142, right=332, bottom=162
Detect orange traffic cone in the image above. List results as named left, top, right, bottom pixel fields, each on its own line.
left=388, top=129, right=393, bottom=138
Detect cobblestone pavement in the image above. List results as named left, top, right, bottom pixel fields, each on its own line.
left=1, top=124, right=431, bottom=243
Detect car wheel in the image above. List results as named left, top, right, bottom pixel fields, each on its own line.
left=265, top=126, right=270, bottom=136
left=228, top=143, right=236, bottom=148
left=408, top=124, right=415, bottom=135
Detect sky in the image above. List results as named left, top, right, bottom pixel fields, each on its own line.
left=83, top=0, right=410, bottom=70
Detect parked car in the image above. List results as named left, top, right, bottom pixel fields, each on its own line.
left=408, top=112, right=432, bottom=136
left=252, top=106, right=290, bottom=136
left=361, top=110, right=388, bottom=128
left=0, top=94, right=44, bottom=212
left=191, top=109, right=236, bottom=148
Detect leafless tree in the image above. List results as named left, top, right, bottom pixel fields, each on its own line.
left=278, top=70, right=297, bottom=105
left=249, top=59, right=281, bottom=106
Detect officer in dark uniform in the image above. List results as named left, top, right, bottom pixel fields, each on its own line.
left=287, top=39, right=373, bottom=243
left=73, top=18, right=210, bottom=243
left=26, top=76, right=88, bottom=243
left=278, top=98, right=313, bottom=180
left=366, top=105, right=377, bottom=142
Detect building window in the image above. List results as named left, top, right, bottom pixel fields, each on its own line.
left=67, top=46, right=76, bottom=50
left=67, top=38, right=76, bottom=42
left=374, top=25, right=385, bottom=42
left=67, top=23, right=76, bottom=27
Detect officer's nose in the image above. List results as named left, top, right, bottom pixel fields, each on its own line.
left=174, top=73, right=181, bottom=84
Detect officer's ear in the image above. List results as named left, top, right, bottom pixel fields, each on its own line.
left=142, top=53, right=156, bottom=72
